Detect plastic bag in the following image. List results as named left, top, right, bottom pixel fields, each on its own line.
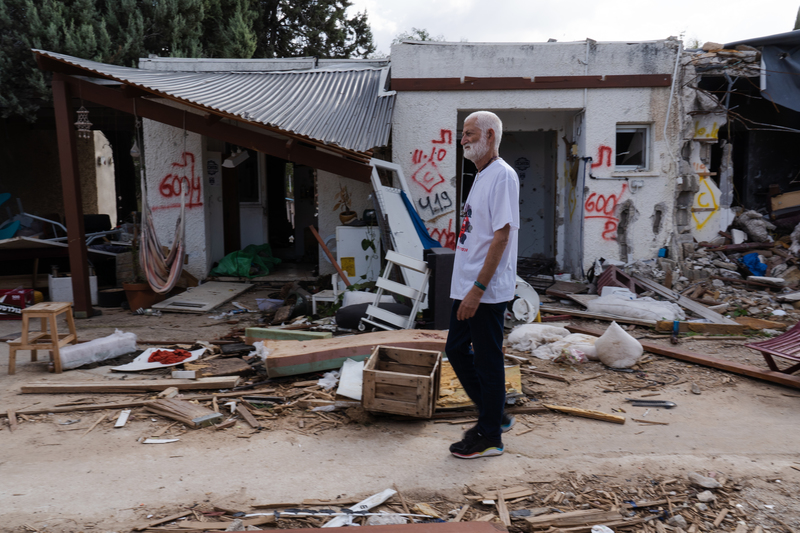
left=336, top=358, right=364, bottom=400
left=531, top=333, right=598, bottom=361
left=594, top=321, right=643, bottom=369
left=508, top=324, right=570, bottom=352
left=587, top=294, right=685, bottom=321
left=209, top=243, right=282, bottom=278
left=318, top=370, right=340, bottom=391
left=59, top=329, right=137, bottom=370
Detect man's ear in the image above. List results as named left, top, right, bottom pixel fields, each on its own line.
left=487, top=128, right=495, bottom=144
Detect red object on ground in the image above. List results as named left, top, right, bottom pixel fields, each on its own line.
left=148, top=348, right=192, bottom=365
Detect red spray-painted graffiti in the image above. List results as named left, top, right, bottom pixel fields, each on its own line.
left=591, top=145, right=613, bottom=169
left=153, top=152, right=203, bottom=211
left=411, top=129, right=452, bottom=193
left=584, top=183, right=627, bottom=241
left=428, top=218, right=456, bottom=250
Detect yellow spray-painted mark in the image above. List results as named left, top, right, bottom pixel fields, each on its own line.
left=691, top=177, right=719, bottom=230
left=693, top=120, right=720, bottom=140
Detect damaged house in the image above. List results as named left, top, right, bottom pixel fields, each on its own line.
left=22, top=31, right=800, bottom=313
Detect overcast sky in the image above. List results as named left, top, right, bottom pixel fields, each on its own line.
left=349, top=0, right=799, bottom=56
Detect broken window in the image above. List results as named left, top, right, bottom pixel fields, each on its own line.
left=615, top=125, right=649, bottom=170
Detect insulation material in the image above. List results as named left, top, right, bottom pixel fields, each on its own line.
left=586, top=294, right=685, bottom=321
left=736, top=210, right=775, bottom=243
left=532, top=333, right=598, bottom=361
left=594, top=321, right=643, bottom=369
left=59, top=329, right=137, bottom=370
left=507, top=324, right=570, bottom=352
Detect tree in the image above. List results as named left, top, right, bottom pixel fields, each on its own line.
left=252, top=0, right=374, bottom=59
left=392, top=27, right=446, bottom=45
left=0, top=0, right=375, bottom=120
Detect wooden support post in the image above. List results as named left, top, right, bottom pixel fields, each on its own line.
left=308, top=225, right=352, bottom=287
left=51, top=74, right=93, bottom=318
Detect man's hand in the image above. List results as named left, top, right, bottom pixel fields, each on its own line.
left=457, top=286, right=483, bottom=320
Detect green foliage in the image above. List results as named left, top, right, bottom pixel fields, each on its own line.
left=0, top=0, right=375, bottom=120
left=392, top=27, right=445, bottom=45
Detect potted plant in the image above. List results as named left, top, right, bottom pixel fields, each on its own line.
left=333, top=183, right=357, bottom=224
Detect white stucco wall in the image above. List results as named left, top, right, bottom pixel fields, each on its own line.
left=142, top=112, right=209, bottom=279
left=317, top=170, right=374, bottom=276
left=391, top=40, right=681, bottom=276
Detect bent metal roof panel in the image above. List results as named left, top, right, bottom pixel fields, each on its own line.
left=34, top=50, right=395, bottom=153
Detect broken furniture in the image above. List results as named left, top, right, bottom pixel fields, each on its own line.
left=360, top=250, right=430, bottom=331
left=362, top=345, right=442, bottom=418
left=311, top=273, right=341, bottom=315
left=745, top=321, right=800, bottom=374
left=7, top=301, right=77, bottom=374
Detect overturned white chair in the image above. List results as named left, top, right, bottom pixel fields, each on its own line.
left=359, top=251, right=429, bottom=331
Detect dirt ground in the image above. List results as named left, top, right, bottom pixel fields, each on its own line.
left=1, top=285, right=800, bottom=532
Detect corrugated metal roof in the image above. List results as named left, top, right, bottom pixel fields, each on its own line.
left=34, top=49, right=395, bottom=153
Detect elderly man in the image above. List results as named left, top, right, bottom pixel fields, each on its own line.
left=447, top=111, right=520, bottom=459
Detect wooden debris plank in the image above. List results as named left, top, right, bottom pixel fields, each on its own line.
left=521, top=369, right=569, bottom=383
left=543, top=404, right=625, bottom=424
left=712, top=509, right=729, bottom=528
left=145, top=399, right=222, bottom=428
left=496, top=490, right=511, bottom=527
left=115, top=409, right=131, bottom=428
left=525, top=508, right=624, bottom=527
left=134, top=510, right=193, bottom=531
left=538, top=305, right=656, bottom=326
left=567, top=325, right=800, bottom=390
left=261, top=330, right=448, bottom=378
left=21, top=377, right=239, bottom=394
left=453, top=503, right=470, bottom=522
left=158, top=387, right=179, bottom=399
left=654, top=321, right=748, bottom=335
left=733, top=317, right=788, bottom=330
left=83, top=412, right=108, bottom=437
left=632, top=418, right=669, bottom=425
left=482, top=486, right=534, bottom=500
left=7, top=409, right=17, bottom=432
left=0, top=400, right=148, bottom=418
left=152, top=281, right=253, bottom=314
left=236, top=403, right=262, bottom=429
left=160, top=516, right=275, bottom=529
left=632, top=274, right=737, bottom=324
left=184, top=357, right=252, bottom=377
left=245, top=327, right=333, bottom=341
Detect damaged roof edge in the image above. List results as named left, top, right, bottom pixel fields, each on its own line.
left=725, top=29, right=800, bottom=49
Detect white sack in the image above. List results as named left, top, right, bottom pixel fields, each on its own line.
left=337, top=358, right=364, bottom=400
left=586, top=294, right=685, bottom=321
left=532, top=333, right=598, bottom=361
left=60, top=329, right=137, bottom=370
left=508, top=324, right=570, bottom=352
left=594, top=321, right=643, bottom=369
left=571, top=343, right=598, bottom=361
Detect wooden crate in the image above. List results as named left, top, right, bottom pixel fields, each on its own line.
left=362, top=345, right=442, bottom=418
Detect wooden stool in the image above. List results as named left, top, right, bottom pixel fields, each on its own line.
left=7, top=302, right=78, bottom=374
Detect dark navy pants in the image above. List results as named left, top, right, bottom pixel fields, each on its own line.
left=445, top=300, right=507, bottom=441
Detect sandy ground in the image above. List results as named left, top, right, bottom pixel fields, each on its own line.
left=1, top=286, right=800, bottom=532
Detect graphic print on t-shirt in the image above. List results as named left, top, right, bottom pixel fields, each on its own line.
left=458, top=204, right=472, bottom=250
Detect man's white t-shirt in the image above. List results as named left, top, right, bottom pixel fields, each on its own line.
left=450, top=158, right=520, bottom=303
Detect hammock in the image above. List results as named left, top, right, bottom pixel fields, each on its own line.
left=139, top=171, right=186, bottom=294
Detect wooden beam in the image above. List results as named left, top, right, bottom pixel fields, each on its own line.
left=566, top=324, right=800, bottom=390
left=392, top=74, right=672, bottom=92
left=632, top=274, right=737, bottom=325
left=20, top=377, right=239, bottom=394
left=53, top=74, right=372, bottom=182
left=51, top=75, right=93, bottom=317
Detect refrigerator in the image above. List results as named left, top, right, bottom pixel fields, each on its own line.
left=335, top=226, right=381, bottom=292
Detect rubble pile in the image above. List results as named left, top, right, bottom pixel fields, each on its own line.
left=688, top=43, right=761, bottom=78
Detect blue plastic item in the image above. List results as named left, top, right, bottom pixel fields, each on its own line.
left=742, top=252, right=767, bottom=276
left=0, top=219, right=19, bottom=240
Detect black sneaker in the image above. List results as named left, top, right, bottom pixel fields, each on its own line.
left=461, top=413, right=515, bottom=442
left=451, top=433, right=504, bottom=459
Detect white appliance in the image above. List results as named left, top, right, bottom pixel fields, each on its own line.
left=335, top=226, right=381, bottom=292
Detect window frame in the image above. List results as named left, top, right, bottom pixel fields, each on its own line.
left=615, top=124, right=650, bottom=172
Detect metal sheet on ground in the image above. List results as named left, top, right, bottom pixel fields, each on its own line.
left=152, top=281, right=253, bottom=313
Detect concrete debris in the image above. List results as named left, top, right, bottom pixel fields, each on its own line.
left=667, top=514, right=689, bottom=528
left=697, top=490, right=717, bottom=502
left=688, top=471, right=723, bottom=489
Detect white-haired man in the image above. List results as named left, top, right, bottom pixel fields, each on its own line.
left=447, top=111, right=520, bottom=459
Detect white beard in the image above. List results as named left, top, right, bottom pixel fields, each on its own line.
left=463, top=135, right=490, bottom=163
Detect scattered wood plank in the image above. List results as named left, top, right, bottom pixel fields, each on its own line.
left=543, top=404, right=625, bottom=424
left=245, top=327, right=333, bottom=342
left=733, top=317, right=788, bottom=331
left=184, top=357, right=252, bottom=377
left=21, top=377, right=239, bottom=394
left=145, top=399, right=222, bottom=428
left=521, top=368, right=570, bottom=383
left=632, top=418, right=669, bottom=425
left=453, top=503, right=470, bottom=522
left=654, top=321, right=748, bottom=335
left=0, top=400, right=148, bottom=418
left=152, top=281, right=253, bottom=314
left=236, top=402, right=262, bottom=429
left=524, top=508, right=624, bottom=528
left=260, top=330, right=448, bottom=378
left=480, top=486, right=534, bottom=500
left=567, top=325, right=800, bottom=390
left=632, top=274, right=737, bottom=325
left=712, top=509, right=729, bottom=528
left=158, top=387, right=179, bottom=399
left=7, top=409, right=17, bottom=432
left=115, top=409, right=131, bottom=428
left=538, top=305, right=656, bottom=326
left=83, top=412, right=108, bottom=437
left=159, top=516, right=275, bottom=529
left=496, top=490, right=511, bottom=528
left=133, top=510, right=193, bottom=531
